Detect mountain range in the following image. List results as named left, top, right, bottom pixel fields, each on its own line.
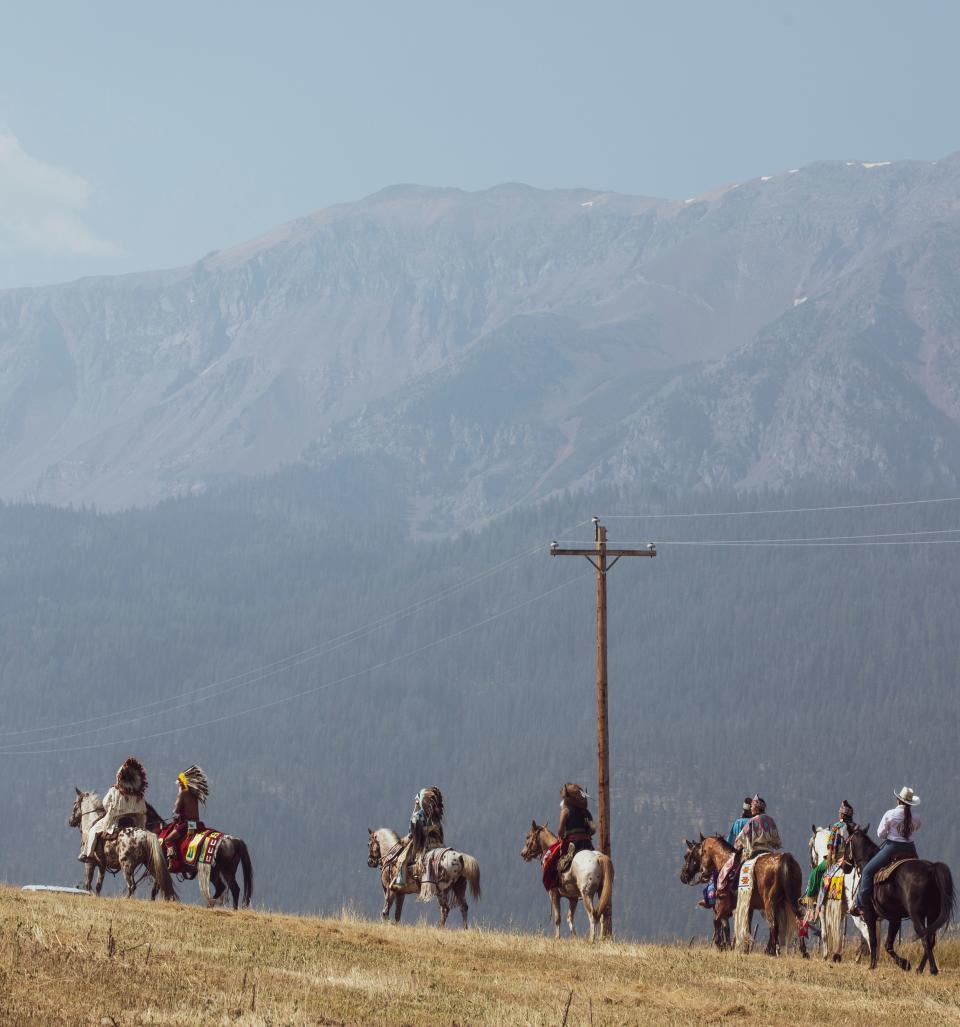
left=2, top=154, right=960, bottom=526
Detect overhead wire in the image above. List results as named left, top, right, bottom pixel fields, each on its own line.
left=0, top=570, right=590, bottom=756
left=0, top=517, right=590, bottom=741
left=596, top=495, right=960, bottom=520
left=552, top=528, right=960, bottom=547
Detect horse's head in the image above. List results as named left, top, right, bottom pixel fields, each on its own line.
left=680, top=836, right=704, bottom=885
left=367, top=828, right=381, bottom=869
left=841, top=822, right=872, bottom=872
left=521, top=820, right=547, bottom=862
left=809, top=824, right=828, bottom=868
left=68, top=787, right=86, bottom=827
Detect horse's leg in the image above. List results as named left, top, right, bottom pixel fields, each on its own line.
left=83, top=861, right=94, bottom=892
left=567, top=895, right=579, bottom=938
left=927, top=929, right=939, bottom=976
left=864, top=910, right=879, bottom=969
left=95, top=862, right=106, bottom=896
left=437, top=891, right=450, bottom=928
left=884, top=918, right=909, bottom=972
left=394, top=892, right=405, bottom=924
left=911, top=914, right=931, bottom=975
left=122, top=860, right=137, bottom=898
left=227, top=865, right=241, bottom=910
left=453, top=878, right=469, bottom=928
left=550, top=890, right=562, bottom=940
left=762, top=891, right=778, bottom=956
left=580, top=887, right=597, bottom=943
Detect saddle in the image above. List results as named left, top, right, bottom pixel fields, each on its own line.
left=875, top=856, right=920, bottom=885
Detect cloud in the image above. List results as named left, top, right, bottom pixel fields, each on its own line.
left=0, top=129, right=118, bottom=256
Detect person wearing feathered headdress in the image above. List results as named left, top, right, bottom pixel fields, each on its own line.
left=161, top=765, right=208, bottom=871
left=392, top=786, right=444, bottom=890
left=80, top=757, right=149, bottom=862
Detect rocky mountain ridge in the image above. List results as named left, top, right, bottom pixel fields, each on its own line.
left=2, top=154, right=960, bottom=526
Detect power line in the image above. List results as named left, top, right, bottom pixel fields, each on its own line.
left=553, top=528, right=960, bottom=547
left=597, top=495, right=960, bottom=520
left=0, top=518, right=591, bottom=742
left=0, top=571, right=589, bottom=756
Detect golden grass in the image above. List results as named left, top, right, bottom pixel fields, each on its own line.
left=2, top=885, right=959, bottom=1026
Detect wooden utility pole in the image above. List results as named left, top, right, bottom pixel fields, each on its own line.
left=551, top=518, right=656, bottom=937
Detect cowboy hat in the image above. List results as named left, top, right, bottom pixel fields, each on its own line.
left=894, top=786, right=920, bottom=806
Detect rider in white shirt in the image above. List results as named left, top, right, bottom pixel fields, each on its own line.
left=853, top=786, right=921, bottom=913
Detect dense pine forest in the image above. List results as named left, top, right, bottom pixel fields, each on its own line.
left=1, top=468, right=957, bottom=939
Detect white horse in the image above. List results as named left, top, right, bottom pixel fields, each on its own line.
left=69, top=788, right=177, bottom=900
left=367, top=827, right=481, bottom=927
left=809, top=825, right=869, bottom=962
left=521, top=821, right=614, bottom=942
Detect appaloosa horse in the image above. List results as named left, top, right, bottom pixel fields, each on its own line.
left=842, top=826, right=954, bottom=974
left=680, top=833, right=806, bottom=956
left=521, top=821, right=613, bottom=942
left=69, top=789, right=177, bottom=900
left=367, top=827, right=481, bottom=927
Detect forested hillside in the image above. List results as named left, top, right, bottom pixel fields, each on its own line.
left=1, top=472, right=957, bottom=939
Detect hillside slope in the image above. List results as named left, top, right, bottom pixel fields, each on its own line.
left=4, top=157, right=960, bottom=526
left=3, top=887, right=958, bottom=1026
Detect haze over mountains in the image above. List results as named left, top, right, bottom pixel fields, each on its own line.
left=3, top=153, right=960, bottom=528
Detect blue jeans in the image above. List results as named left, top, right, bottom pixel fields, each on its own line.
left=856, top=840, right=917, bottom=908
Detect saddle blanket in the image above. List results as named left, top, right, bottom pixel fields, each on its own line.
left=875, top=856, right=919, bottom=885
left=422, top=847, right=451, bottom=887
left=827, top=874, right=845, bottom=901
left=184, top=829, right=224, bottom=867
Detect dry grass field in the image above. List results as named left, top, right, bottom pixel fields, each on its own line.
left=2, top=885, right=959, bottom=1026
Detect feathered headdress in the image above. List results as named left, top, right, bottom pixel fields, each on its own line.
left=116, top=756, right=148, bottom=799
left=177, top=765, right=209, bottom=804
left=417, top=786, right=443, bottom=822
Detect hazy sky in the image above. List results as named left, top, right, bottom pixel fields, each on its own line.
left=2, top=1, right=958, bottom=287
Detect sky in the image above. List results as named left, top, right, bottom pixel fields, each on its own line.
left=2, top=0, right=958, bottom=288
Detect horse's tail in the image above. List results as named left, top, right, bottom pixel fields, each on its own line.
left=146, top=832, right=178, bottom=901
left=780, top=854, right=803, bottom=941
left=929, top=862, right=955, bottom=935
left=236, top=838, right=254, bottom=908
left=460, top=853, right=481, bottom=901
left=596, top=853, right=614, bottom=916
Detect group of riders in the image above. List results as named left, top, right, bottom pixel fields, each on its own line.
left=699, top=787, right=923, bottom=918
left=79, top=756, right=927, bottom=938
left=78, top=756, right=211, bottom=877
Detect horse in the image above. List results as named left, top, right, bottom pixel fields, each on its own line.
left=679, top=832, right=733, bottom=949
left=808, top=824, right=870, bottom=962
left=842, top=825, right=954, bottom=973
left=367, top=827, right=481, bottom=927
left=520, top=821, right=613, bottom=942
left=179, top=831, right=254, bottom=909
left=680, top=833, right=806, bottom=956
left=69, top=788, right=177, bottom=901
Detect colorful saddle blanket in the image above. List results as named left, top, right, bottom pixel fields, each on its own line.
left=183, top=829, right=224, bottom=867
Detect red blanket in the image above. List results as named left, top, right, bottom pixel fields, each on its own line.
left=541, top=840, right=565, bottom=891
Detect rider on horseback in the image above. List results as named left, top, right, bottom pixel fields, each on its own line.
left=393, top=787, right=444, bottom=889
left=726, top=797, right=753, bottom=846
left=850, top=786, right=921, bottom=917
left=717, top=794, right=782, bottom=898
left=556, top=783, right=595, bottom=875
left=79, top=756, right=148, bottom=864
left=162, top=765, right=208, bottom=874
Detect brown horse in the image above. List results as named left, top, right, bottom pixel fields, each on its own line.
left=521, top=821, right=613, bottom=941
left=681, top=834, right=806, bottom=956
left=842, top=826, right=954, bottom=973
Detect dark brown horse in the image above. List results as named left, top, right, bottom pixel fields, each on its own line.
left=681, top=834, right=806, bottom=956
left=842, top=826, right=954, bottom=973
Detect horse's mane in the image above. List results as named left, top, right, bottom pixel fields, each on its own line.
left=376, top=827, right=400, bottom=847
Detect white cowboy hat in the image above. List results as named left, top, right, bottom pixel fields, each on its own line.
left=894, top=786, right=921, bottom=806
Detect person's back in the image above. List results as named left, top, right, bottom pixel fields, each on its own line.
left=735, top=796, right=781, bottom=858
